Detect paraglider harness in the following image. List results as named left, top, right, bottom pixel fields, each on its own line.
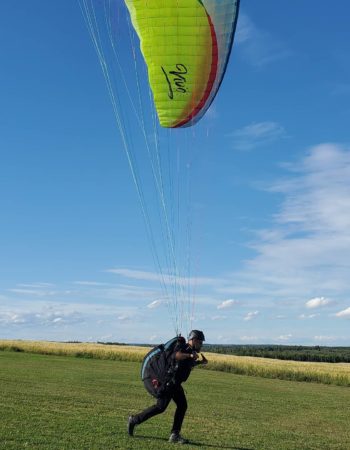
left=141, top=335, right=186, bottom=398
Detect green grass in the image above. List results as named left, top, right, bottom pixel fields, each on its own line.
left=1, top=351, right=349, bottom=450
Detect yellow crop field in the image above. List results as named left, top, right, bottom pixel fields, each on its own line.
left=0, top=340, right=148, bottom=362
left=206, top=352, right=350, bottom=386
left=1, top=339, right=349, bottom=386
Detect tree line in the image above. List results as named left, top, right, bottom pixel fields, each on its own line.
left=203, top=345, right=350, bottom=363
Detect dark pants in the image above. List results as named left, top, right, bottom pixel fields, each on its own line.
left=133, top=384, right=187, bottom=434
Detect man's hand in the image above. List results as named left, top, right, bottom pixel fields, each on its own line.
left=191, top=351, right=199, bottom=361
left=200, top=353, right=208, bottom=365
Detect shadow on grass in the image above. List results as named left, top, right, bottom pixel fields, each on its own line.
left=133, top=435, right=254, bottom=449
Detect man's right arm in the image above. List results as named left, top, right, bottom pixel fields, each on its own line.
left=175, top=351, right=198, bottom=361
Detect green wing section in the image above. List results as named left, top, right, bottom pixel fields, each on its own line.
left=124, top=0, right=240, bottom=128
left=124, top=0, right=214, bottom=128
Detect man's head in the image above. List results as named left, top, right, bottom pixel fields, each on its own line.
left=188, top=329, right=205, bottom=351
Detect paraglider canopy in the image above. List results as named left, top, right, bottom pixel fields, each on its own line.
left=124, top=0, right=240, bottom=128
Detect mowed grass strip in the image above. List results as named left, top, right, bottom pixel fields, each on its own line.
left=0, top=351, right=349, bottom=450
left=1, top=339, right=350, bottom=386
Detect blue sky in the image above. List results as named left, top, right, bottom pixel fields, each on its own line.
left=1, top=1, right=349, bottom=345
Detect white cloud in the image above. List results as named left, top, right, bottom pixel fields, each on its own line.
left=117, top=315, right=133, bottom=322
left=244, top=311, right=259, bottom=321
left=52, top=317, right=63, bottom=323
left=74, top=281, right=111, bottom=286
left=220, top=144, right=350, bottom=303
left=277, top=334, right=292, bottom=341
left=6, top=280, right=157, bottom=312
left=8, top=288, right=58, bottom=297
left=99, top=334, right=113, bottom=341
left=314, top=335, right=337, bottom=342
left=0, top=313, right=26, bottom=324
left=7, top=283, right=75, bottom=299
left=217, top=299, right=239, bottom=310
left=335, top=307, right=350, bottom=319
left=235, top=14, right=254, bottom=44
left=306, top=297, right=332, bottom=309
left=272, top=144, right=350, bottom=234
left=299, top=313, right=319, bottom=319
left=0, top=306, right=82, bottom=327
left=239, top=335, right=258, bottom=342
left=230, top=121, right=286, bottom=151
left=211, top=315, right=227, bottom=321
left=18, top=283, right=55, bottom=288
left=235, top=14, right=290, bottom=67
left=107, top=268, right=165, bottom=283
left=215, top=335, right=231, bottom=344
left=216, top=285, right=261, bottom=295
left=98, top=284, right=160, bottom=302
left=147, top=300, right=163, bottom=309
left=107, top=268, right=219, bottom=287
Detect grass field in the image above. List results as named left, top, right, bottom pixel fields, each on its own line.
left=1, top=351, right=349, bottom=449
left=1, top=340, right=349, bottom=387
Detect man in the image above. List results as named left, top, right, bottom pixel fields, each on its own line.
left=127, top=330, right=208, bottom=444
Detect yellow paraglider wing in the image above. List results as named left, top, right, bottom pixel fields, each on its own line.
left=124, top=0, right=240, bottom=128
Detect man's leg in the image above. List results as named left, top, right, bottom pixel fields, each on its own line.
left=171, top=385, right=188, bottom=434
left=131, top=394, right=171, bottom=428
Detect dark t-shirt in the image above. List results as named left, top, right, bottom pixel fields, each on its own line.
left=173, top=342, right=195, bottom=384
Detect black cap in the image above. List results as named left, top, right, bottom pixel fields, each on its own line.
left=188, top=330, right=205, bottom=342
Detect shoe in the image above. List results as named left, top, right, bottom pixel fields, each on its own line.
left=168, top=432, right=189, bottom=444
left=127, top=416, right=136, bottom=436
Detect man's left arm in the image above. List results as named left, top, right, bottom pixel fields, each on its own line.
left=194, top=353, right=208, bottom=366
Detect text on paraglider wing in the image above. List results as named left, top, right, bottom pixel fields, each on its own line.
left=161, top=64, right=188, bottom=99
